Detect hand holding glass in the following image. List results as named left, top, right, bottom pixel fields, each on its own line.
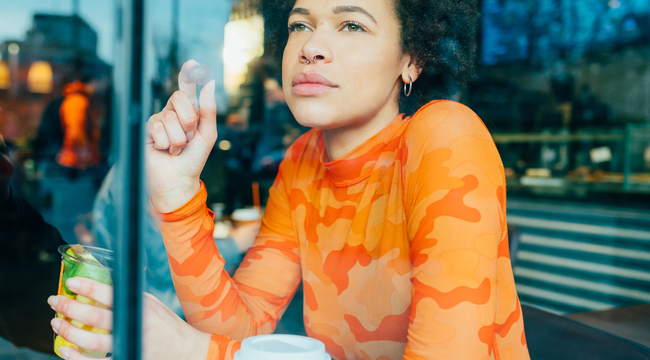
left=51, top=245, right=113, bottom=358
left=49, top=247, right=211, bottom=360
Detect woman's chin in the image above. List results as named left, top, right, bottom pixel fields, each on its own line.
left=294, top=118, right=339, bottom=130
left=289, top=103, right=346, bottom=130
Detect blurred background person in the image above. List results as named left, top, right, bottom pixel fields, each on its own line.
left=0, top=107, right=66, bottom=354
left=0, top=107, right=65, bottom=261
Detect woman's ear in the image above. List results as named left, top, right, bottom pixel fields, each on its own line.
left=401, top=56, right=424, bottom=84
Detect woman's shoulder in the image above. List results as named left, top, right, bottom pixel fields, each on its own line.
left=407, top=100, right=492, bottom=143
left=402, top=100, right=503, bottom=174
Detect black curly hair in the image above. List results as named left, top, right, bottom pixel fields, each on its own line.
left=262, top=0, right=479, bottom=116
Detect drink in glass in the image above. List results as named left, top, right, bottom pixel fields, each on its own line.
left=54, top=244, right=113, bottom=358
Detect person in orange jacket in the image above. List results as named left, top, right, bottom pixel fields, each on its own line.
left=55, top=80, right=102, bottom=170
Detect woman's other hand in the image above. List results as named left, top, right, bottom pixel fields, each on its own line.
left=49, top=277, right=211, bottom=360
left=141, top=292, right=211, bottom=360
left=146, top=59, right=218, bottom=213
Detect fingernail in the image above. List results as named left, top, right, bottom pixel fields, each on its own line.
left=48, top=296, right=59, bottom=307
left=67, top=278, right=80, bottom=290
left=60, top=347, right=70, bottom=358
left=187, top=130, right=195, bottom=141
left=52, top=318, right=61, bottom=331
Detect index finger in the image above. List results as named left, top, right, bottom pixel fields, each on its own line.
left=178, top=60, right=199, bottom=111
left=67, top=278, right=114, bottom=309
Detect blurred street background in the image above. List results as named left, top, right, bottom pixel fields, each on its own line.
left=0, top=0, right=648, bottom=357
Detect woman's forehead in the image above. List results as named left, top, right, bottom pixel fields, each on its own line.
left=291, top=0, right=394, bottom=18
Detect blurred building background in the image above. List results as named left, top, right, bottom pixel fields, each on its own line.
left=0, top=0, right=648, bottom=356
left=473, top=0, right=650, bottom=318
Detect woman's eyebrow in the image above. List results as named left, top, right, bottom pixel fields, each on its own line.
left=289, top=8, right=310, bottom=16
left=332, top=5, right=378, bottom=25
left=288, top=6, right=378, bottom=26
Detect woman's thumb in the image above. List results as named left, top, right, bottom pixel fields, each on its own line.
left=197, top=80, right=217, bottom=135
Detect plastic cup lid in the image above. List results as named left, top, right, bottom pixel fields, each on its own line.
left=233, top=335, right=331, bottom=360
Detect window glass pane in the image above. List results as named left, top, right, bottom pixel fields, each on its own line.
left=2, top=0, right=649, bottom=358
left=0, top=1, right=116, bottom=357
left=139, top=0, right=306, bottom=331
left=477, top=0, right=650, bottom=349
left=142, top=0, right=650, bottom=355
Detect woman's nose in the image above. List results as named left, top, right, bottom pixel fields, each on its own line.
left=299, top=32, right=332, bottom=65
left=301, top=54, right=326, bottom=64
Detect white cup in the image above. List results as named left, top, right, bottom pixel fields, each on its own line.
left=234, top=334, right=331, bottom=360
left=231, top=207, right=261, bottom=222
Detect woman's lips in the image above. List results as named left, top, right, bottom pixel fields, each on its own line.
left=292, top=73, right=337, bottom=96
left=293, top=83, right=337, bottom=96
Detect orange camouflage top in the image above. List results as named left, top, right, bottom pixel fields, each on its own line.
left=156, top=100, right=530, bottom=360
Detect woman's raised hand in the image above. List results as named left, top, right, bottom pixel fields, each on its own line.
left=146, top=59, right=218, bottom=213
left=49, top=277, right=211, bottom=360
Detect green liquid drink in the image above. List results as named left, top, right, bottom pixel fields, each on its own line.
left=54, top=245, right=113, bottom=358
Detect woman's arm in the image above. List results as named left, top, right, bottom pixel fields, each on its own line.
left=137, top=59, right=303, bottom=359
left=402, top=101, right=529, bottom=359
left=155, top=152, right=301, bottom=359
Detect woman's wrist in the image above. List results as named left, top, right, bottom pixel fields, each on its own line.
left=151, top=181, right=201, bottom=213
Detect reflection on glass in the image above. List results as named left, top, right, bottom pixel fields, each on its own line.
left=223, top=15, right=265, bottom=95
left=476, top=0, right=650, bottom=346
left=0, top=2, right=114, bottom=357
left=27, top=61, right=54, bottom=94
left=0, top=0, right=648, bottom=358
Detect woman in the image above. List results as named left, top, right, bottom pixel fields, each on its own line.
left=49, top=0, right=531, bottom=359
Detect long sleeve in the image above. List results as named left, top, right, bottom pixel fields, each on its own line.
left=155, top=157, right=302, bottom=360
left=402, top=102, right=529, bottom=359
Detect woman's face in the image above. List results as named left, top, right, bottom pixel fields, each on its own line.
left=282, top=0, right=411, bottom=130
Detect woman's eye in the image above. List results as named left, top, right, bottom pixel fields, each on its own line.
left=289, top=23, right=309, bottom=33
left=342, top=22, right=365, bottom=32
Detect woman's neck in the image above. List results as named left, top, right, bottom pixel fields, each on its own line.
left=322, top=103, right=400, bottom=162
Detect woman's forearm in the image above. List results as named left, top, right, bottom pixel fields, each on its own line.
left=155, top=181, right=301, bottom=339
left=155, top=182, right=256, bottom=335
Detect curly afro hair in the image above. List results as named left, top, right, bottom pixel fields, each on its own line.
left=263, top=0, right=479, bottom=116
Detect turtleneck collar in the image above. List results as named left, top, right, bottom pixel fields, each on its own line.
left=317, top=113, right=406, bottom=187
